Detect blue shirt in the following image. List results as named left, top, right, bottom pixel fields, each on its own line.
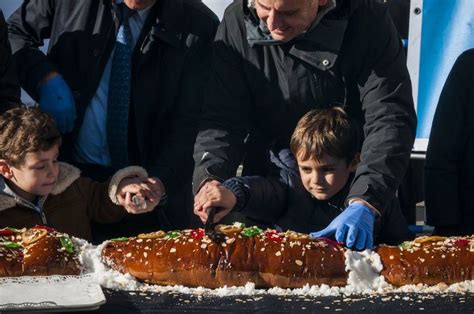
left=74, top=2, right=152, bottom=166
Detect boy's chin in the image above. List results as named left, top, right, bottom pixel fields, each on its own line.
left=310, top=192, right=332, bottom=201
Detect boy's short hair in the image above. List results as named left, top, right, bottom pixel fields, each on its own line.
left=290, top=107, right=360, bottom=163
left=0, top=107, right=62, bottom=167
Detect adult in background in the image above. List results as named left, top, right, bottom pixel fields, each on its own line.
left=193, top=0, right=416, bottom=249
left=425, top=49, right=474, bottom=236
left=8, top=0, right=219, bottom=240
left=0, top=10, right=20, bottom=112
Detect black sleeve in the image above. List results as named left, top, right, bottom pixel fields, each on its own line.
left=347, top=3, right=417, bottom=211
left=424, top=49, right=474, bottom=226
left=223, top=149, right=297, bottom=223
left=192, top=10, right=254, bottom=193
left=148, top=7, right=219, bottom=194
left=224, top=173, right=289, bottom=224
left=7, top=0, right=57, bottom=100
left=0, top=11, right=20, bottom=111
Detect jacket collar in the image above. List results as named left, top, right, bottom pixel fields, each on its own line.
left=244, top=0, right=348, bottom=70
left=0, top=162, right=81, bottom=212
left=148, top=0, right=183, bottom=48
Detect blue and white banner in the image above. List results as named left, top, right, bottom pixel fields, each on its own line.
left=408, top=0, right=474, bottom=152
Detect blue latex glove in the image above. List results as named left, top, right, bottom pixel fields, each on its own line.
left=39, top=74, right=76, bottom=133
left=310, top=203, right=375, bottom=250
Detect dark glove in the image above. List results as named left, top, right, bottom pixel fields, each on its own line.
left=39, top=75, right=76, bottom=133
left=310, top=203, right=375, bottom=250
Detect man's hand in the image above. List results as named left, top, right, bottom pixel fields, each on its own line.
left=310, top=202, right=376, bottom=250
left=39, top=72, right=76, bottom=133
left=116, top=177, right=165, bottom=214
left=193, top=180, right=236, bottom=223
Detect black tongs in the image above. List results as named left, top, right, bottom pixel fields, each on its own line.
left=205, top=207, right=225, bottom=243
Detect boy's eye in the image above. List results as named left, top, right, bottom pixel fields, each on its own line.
left=300, top=167, right=312, bottom=173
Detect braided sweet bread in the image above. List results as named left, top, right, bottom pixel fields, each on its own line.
left=102, top=224, right=474, bottom=288
left=0, top=226, right=81, bottom=277
left=102, top=224, right=347, bottom=288
left=377, top=235, right=474, bottom=286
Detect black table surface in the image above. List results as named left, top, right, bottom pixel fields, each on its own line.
left=88, top=289, right=474, bottom=313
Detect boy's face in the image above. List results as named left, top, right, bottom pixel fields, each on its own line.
left=6, top=145, right=60, bottom=201
left=296, top=151, right=358, bottom=200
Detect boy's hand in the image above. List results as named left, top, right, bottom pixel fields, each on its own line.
left=309, top=202, right=375, bottom=250
left=116, top=177, right=165, bottom=214
left=193, top=181, right=236, bottom=223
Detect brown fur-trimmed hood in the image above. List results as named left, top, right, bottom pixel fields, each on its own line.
left=0, top=162, right=81, bottom=212
left=0, top=163, right=147, bottom=212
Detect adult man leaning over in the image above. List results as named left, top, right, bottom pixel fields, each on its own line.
left=8, top=0, right=219, bottom=239
left=193, top=0, right=416, bottom=249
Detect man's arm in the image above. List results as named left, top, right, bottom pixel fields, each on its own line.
left=348, top=3, right=417, bottom=212
left=7, top=0, right=57, bottom=101
left=0, top=11, right=20, bottom=111
left=193, top=11, right=255, bottom=194
left=424, top=50, right=474, bottom=226
left=147, top=8, right=219, bottom=196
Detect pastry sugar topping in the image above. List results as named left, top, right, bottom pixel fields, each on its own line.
left=110, top=237, right=130, bottom=242
left=166, top=231, right=181, bottom=239
left=413, top=236, right=446, bottom=244
left=242, top=226, right=262, bottom=237
left=0, top=227, right=22, bottom=237
left=21, top=228, right=47, bottom=245
left=318, top=237, right=343, bottom=248
left=59, top=236, right=75, bottom=253
left=138, top=230, right=166, bottom=239
left=191, top=228, right=205, bottom=240
left=284, top=231, right=309, bottom=241
left=33, top=224, right=56, bottom=232
left=0, top=241, right=23, bottom=249
left=265, top=230, right=283, bottom=243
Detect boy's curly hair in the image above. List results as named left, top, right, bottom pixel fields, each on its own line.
left=290, top=107, right=360, bottom=164
left=0, top=107, right=62, bottom=167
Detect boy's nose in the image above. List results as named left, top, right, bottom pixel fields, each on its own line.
left=311, top=171, right=324, bottom=185
left=46, top=164, right=58, bottom=176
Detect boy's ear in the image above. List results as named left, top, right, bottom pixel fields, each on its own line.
left=348, top=153, right=360, bottom=172
left=0, top=159, right=14, bottom=179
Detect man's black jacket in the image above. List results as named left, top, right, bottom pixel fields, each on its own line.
left=193, top=0, right=416, bottom=213
left=425, top=49, right=474, bottom=235
left=8, top=0, right=219, bottom=228
left=0, top=10, right=20, bottom=112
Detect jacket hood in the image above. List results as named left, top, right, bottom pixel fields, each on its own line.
left=0, top=162, right=81, bottom=212
left=242, top=0, right=355, bottom=71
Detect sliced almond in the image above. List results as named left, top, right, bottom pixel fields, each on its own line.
left=21, top=228, right=47, bottom=245
left=137, top=230, right=166, bottom=239
left=284, top=231, right=309, bottom=240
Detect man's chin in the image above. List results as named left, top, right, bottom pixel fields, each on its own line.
left=270, top=32, right=294, bottom=42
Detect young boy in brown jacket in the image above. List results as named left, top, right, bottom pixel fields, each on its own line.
left=0, top=107, right=161, bottom=241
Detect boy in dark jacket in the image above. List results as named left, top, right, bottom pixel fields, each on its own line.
left=194, top=107, right=413, bottom=249
left=0, top=107, right=161, bottom=241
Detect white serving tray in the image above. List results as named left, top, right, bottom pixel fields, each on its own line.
left=0, top=274, right=105, bottom=312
